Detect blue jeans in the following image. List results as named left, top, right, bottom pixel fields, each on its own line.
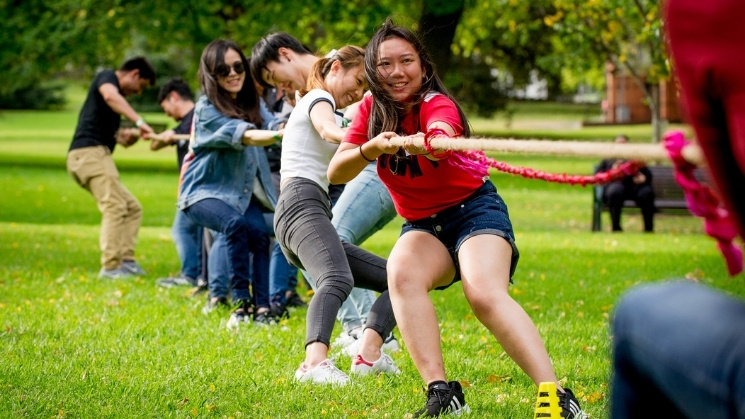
left=264, top=212, right=299, bottom=305
left=207, top=231, right=229, bottom=299
left=612, top=281, right=745, bottom=418
left=171, top=209, right=203, bottom=280
left=184, top=198, right=269, bottom=305
left=274, top=177, right=395, bottom=347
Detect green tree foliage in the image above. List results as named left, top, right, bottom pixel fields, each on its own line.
left=455, top=0, right=563, bottom=95
left=1, top=0, right=668, bottom=123
left=547, top=0, right=668, bottom=141
left=1, top=0, right=416, bottom=108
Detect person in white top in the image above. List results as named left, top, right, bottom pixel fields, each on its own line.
left=273, top=45, right=399, bottom=385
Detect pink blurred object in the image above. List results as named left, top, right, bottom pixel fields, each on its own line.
left=664, top=131, right=743, bottom=275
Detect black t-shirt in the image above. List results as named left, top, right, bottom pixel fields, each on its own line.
left=173, top=108, right=194, bottom=171
left=69, top=70, right=122, bottom=153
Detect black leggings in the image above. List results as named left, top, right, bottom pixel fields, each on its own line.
left=274, top=177, right=395, bottom=347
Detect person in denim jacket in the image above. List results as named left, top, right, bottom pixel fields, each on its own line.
left=177, top=39, right=283, bottom=327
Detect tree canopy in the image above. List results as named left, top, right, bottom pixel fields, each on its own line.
left=1, top=0, right=669, bottom=121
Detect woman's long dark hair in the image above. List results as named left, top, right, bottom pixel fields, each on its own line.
left=364, top=18, right=470, bottom=138
left=198, top=39, right=262, bottom=126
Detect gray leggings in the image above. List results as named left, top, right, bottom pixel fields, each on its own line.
left=274, top=177, right=395, bottom=348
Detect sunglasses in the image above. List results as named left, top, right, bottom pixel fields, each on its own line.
left=214, top=61, right=245, bottom=78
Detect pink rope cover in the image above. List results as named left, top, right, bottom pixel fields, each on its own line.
left=422, top=132, right=645, bottom=186
left=664, top=131, right=743, bottom=276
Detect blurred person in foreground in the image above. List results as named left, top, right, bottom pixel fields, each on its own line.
left=611, top=0, right=745, bottom=417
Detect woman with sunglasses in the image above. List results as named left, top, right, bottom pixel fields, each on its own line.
left=273, top=45, right=398, bottom=385
left=328, top=20, right=586, bottom=417
left=178, top=39, right=283, bottom=327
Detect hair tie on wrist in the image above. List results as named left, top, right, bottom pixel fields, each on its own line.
left=359, top=144, right=374, bottom=162
left=135, top=118, right=145, bottom=128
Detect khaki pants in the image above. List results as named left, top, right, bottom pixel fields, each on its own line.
left=67, top=146, right=142, bottom=270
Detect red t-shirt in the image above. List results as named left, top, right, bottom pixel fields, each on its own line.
left=344, top=93, right=487, bottom=220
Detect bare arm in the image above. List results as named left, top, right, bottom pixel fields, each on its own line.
left=150, top=129, right=176, bottom=150
left=310, top=100, right=345, bottom=144
left=242, top=129, right=282, bottom=146
left=99, top=83, right=154, bottom=136
left=327, top=132, right=399, bottom=184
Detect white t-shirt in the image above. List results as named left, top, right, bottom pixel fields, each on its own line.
left=280, top=89, right=344, bottom=193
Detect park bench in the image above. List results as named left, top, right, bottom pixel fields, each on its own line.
left=591, top=165, right=706, bottom=232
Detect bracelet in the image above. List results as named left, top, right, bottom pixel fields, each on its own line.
left=272, top=132, right=281, bottom=141
left=135, top=118, right=145, bottom=128
left=359, top=144, right=374, bottom=162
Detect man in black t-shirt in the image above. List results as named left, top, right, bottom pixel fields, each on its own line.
left=66, top=57, right=156, bottom=279
left=149, top=78, right=194, bottom=171
left=148, top=79, right=203, bottom=289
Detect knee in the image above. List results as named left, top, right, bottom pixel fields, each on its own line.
left=130, top=199, right=143, bottom=217
left=99, top=195, right=127, bottom=217
left=466, top=288, right=506, bottom=316
left=604, top=185, right=625, bottom=205
left=636, top=187, right=655, bottom=205
left=387, top=266, right=426, bottom=296
left=317, top=274, right=353, bottom=301
left=222, top=214, right=247, bottom=236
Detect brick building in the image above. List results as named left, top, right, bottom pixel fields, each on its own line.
left=604, top=62, right=682, bottom=124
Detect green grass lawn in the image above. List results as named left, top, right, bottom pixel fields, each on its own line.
left=1, top=103, right=743, bottom=418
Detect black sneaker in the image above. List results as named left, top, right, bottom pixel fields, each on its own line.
left=269, top=301, right=290, bottom=320
left=285, top=289, right=307, bottom=308
left=253, top=303, right=290, bottom=325
left=413, top=381, right=471, bottom=417
left=190, top=278, right=208, bottom=297
left=557, top=388, right=587, bottom=419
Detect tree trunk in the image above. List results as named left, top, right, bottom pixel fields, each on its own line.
left=647, top=84, right=663, bottom=144
left=626, top=67, right=663, bottom=144
left=418, top=0, right=465, bottom=78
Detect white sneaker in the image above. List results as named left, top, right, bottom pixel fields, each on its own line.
left=294, top=359, right=350, bottom=385
left=342, top=331, right=400, bottom=357
left=341, top=338, right=361, bottom=357
left=382, top=332, right=400, bottom=353
left=350, top=353, right=400, bottom=375
left=334, top=327, right=362, bottom=350
left=226, top=304, right=251, bottom=330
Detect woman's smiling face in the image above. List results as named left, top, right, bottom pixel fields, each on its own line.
left=217, top=48, right=246, bottom=99
left=376, top=37, right=425, bottom=108
left=328, top=63, right=366, bottom=109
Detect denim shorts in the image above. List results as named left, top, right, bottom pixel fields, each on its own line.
left=400, top=180, right=519, bottom=289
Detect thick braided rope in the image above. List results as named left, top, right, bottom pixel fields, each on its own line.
left=394, top=133, right=648, bottom=186
left=461, top=149, right=642, bottom=186
left=390, top=133, right=704, bottom=162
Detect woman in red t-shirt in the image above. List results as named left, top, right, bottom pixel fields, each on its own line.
left=328, top=19, right=586, bottom=418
